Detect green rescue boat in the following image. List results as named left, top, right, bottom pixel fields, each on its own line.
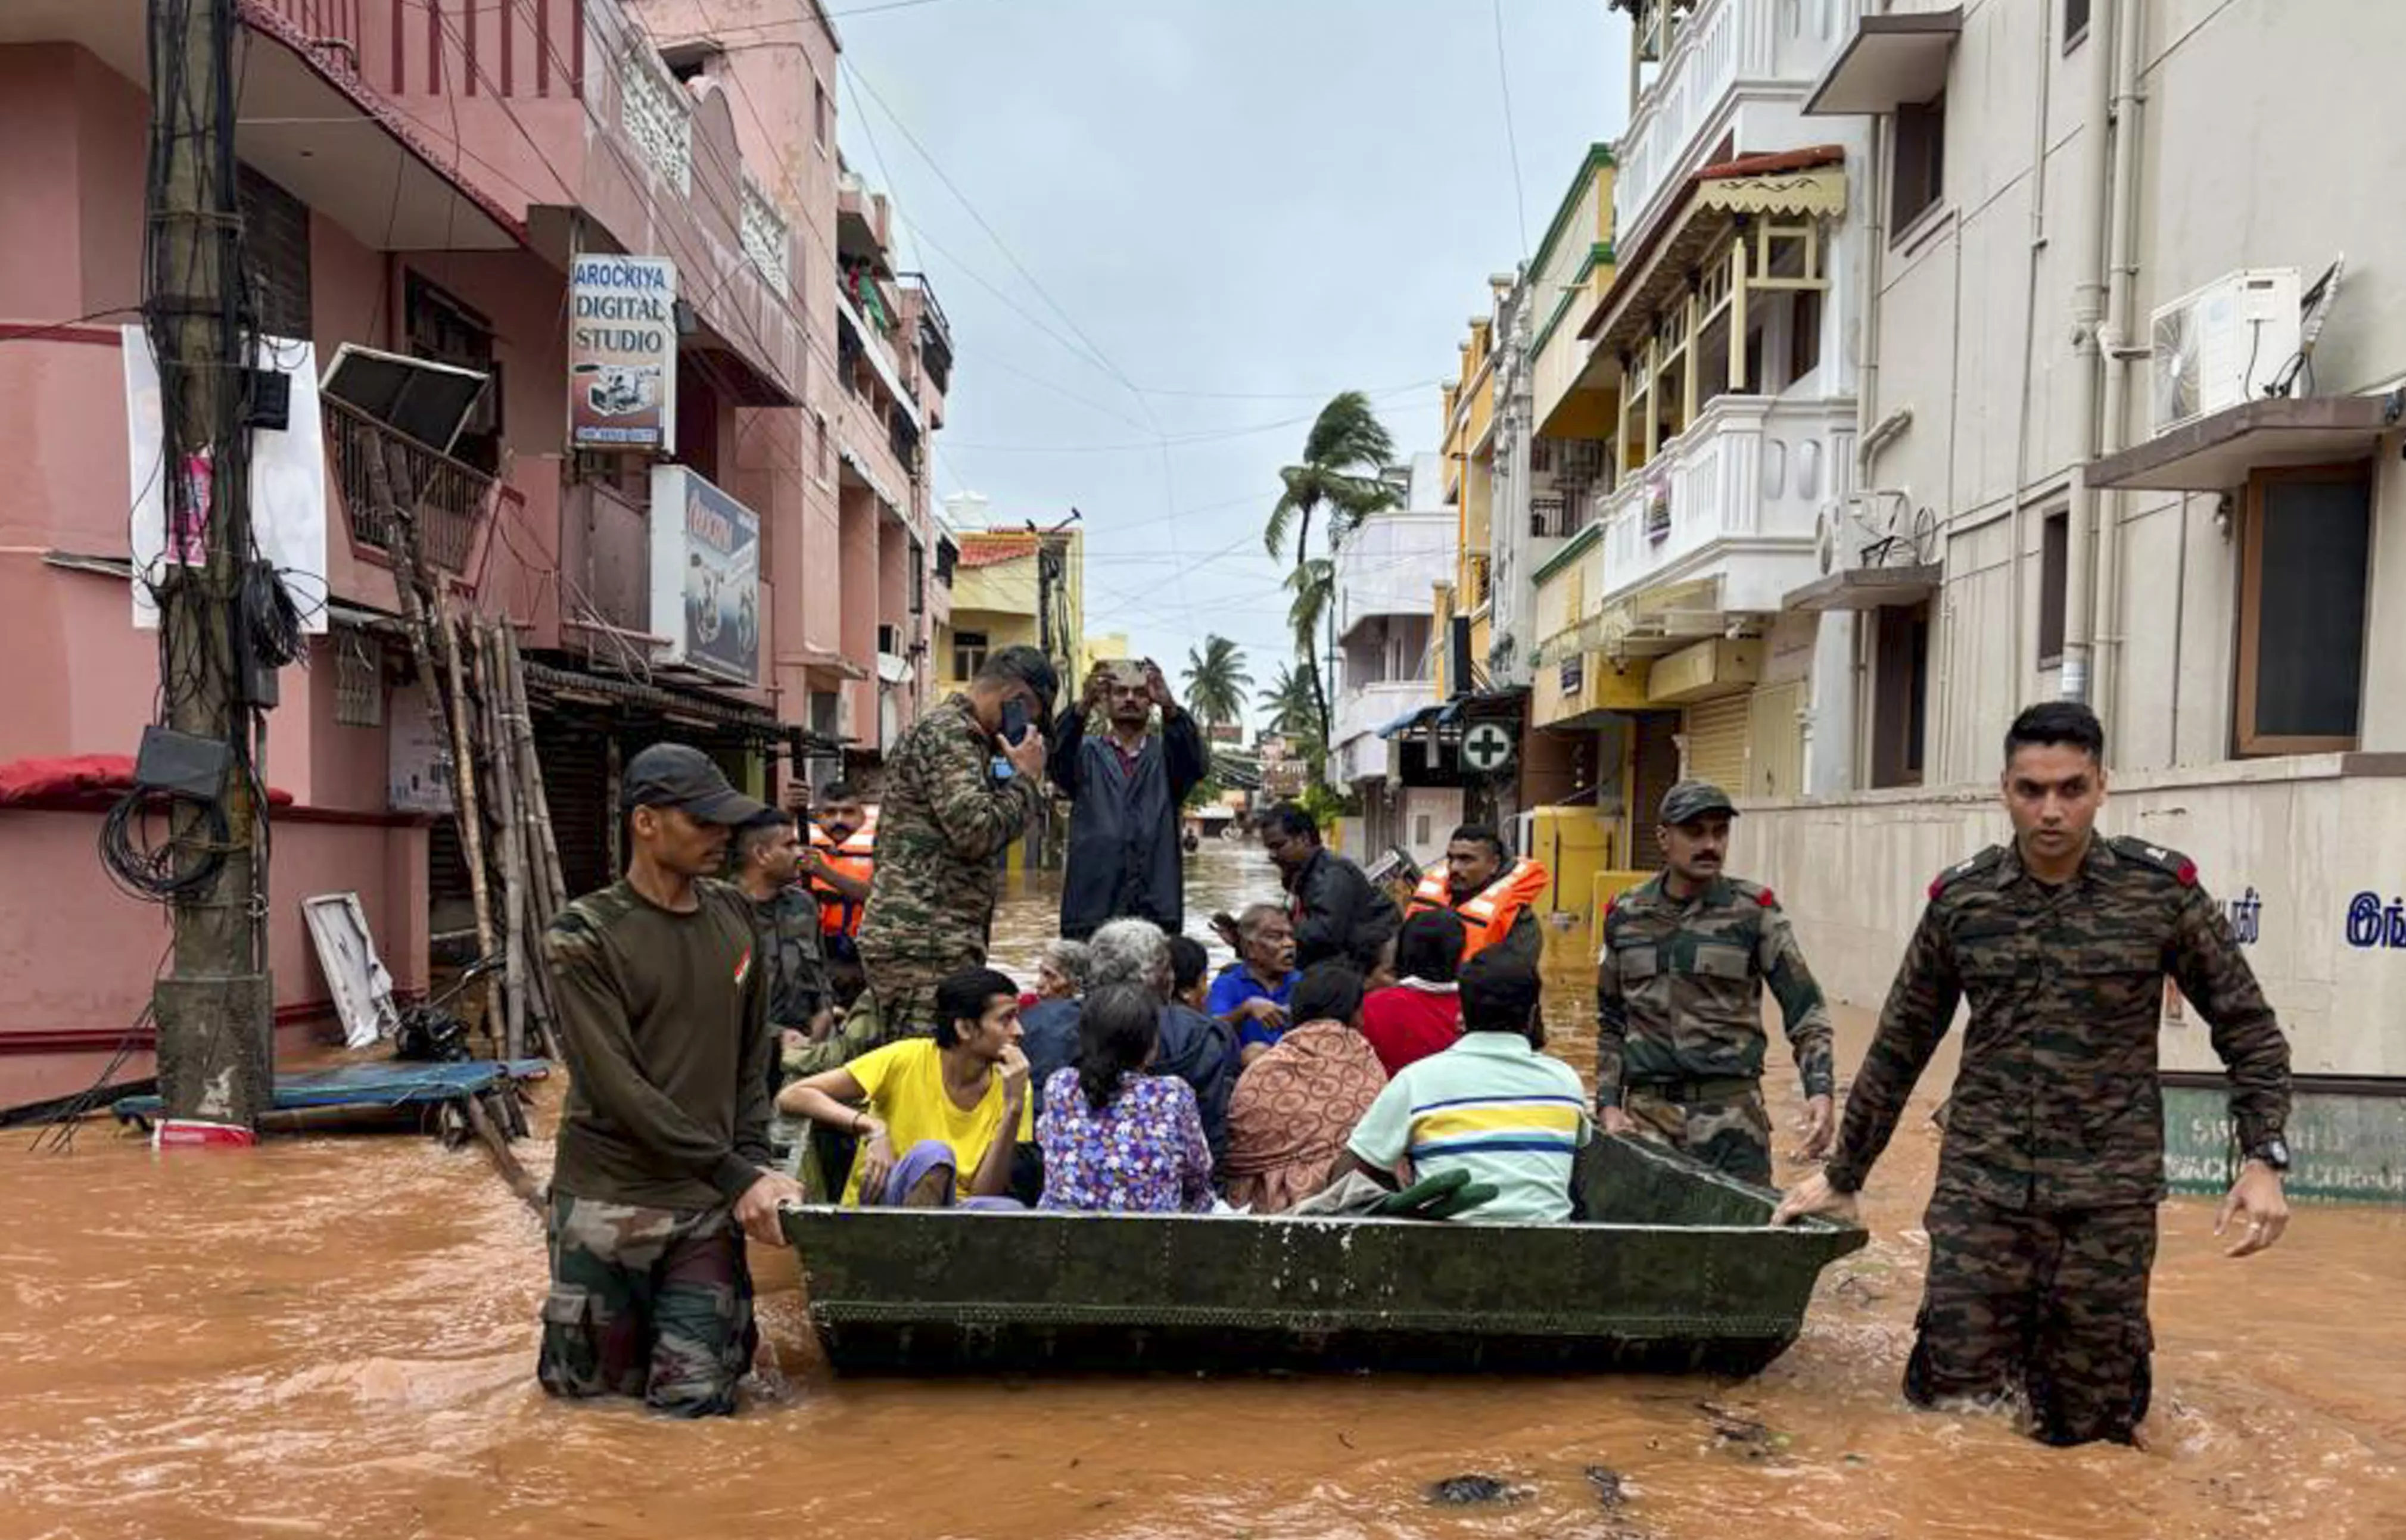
left=782, top=1135, right=1866, bottom=1377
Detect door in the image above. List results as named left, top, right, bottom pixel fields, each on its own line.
left=1627, top=712, right=1683, bottom=869
left=1745, top=681, right=1806, bottom=799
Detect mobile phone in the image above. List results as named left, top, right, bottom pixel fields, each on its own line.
left=998, top=698, right=1031, bottom=745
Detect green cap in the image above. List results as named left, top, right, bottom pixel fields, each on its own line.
left=1659, top=780, right=1737, bottom=826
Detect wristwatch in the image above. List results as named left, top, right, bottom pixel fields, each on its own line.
left=2247, top=1136, right=2291, bottom=1173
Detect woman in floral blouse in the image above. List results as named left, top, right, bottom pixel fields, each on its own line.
left=1038, top=983, right=1215, bottom=1213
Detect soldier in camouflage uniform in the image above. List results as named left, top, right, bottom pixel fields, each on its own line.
left=1776, top=702, right=2292, bottom=1448
left=789, top=645, right=1058, bottom=1078
left=1594, top=780, right=1835, bottom=1186
left=539, top=744, right=804, bottom=1417
left=727, top=812, right=833, bottom=1098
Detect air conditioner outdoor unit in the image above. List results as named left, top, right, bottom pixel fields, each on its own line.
left=2148, top=269, right=2300, bottom=436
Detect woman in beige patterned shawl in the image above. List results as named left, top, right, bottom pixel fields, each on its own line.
left=1222, top=964, right=1386, bottom=1212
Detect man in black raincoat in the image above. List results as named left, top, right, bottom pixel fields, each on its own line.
left=1049, top=659, right=1209, bottom=941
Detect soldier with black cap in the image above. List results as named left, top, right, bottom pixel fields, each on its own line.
left=1592, top=778, right=1835, bottom=1184
left=536, top=742, right=804, bottom=1419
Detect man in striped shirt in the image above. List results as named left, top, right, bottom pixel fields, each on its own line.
left=1336, top=949, right=1592, bottom=1223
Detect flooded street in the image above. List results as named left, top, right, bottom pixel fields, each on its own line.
left=4, top=840, right=2404, bottom=1539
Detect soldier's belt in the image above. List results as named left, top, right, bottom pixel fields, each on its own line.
left=1624, top=1075, right=1758, bottom=1104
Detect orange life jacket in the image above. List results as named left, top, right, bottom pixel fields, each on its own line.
left=809, top=812, right=876, bottom=939
left=1407, top=857, right=1549, bottom=959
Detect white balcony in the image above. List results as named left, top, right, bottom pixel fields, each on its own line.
left=1614, top=0, right=1860, bottom=255
left=1596, top=394, right=1856, bottom=615
left=1334, top=511, right=1453, bottom=638
left=1329, top=678, right=1436, bottom=787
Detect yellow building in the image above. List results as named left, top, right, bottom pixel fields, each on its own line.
left=1438, top=295, right=1504, bottom=688
left=935, top=525, right=1086, bottom=703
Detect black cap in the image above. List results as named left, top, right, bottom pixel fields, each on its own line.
left=622, top=743, right=772, bottom=827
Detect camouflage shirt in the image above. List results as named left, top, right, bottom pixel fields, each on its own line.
left=1825, top=835, right=2290, bottom=1210
left=543, top=877, right=774, bottom=1212
left=1593, top=872, right=1835, bottom=1106
left=748, top=884, right=828, bottom=1030
left=854, top=692, right=1040, bottom=987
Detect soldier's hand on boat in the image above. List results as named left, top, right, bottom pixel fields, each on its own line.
left=1769, top=1171, right=1858, bottom=1228
left=1795, top=1093, right=1836, bottom=1161
left=734, top=1170, right=807, bottom=1246
left=1002, top=727, right=1048, bottom=780
left=1599, top=1105, right=1635, bottom=1137
left=2215, top=1161, right=2291, bottom=1258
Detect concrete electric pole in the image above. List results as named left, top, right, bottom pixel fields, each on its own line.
left=145, top=0, right=271, bottom=1132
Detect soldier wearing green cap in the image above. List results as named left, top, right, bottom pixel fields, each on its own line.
left=1592, top=778, right=1835, bottom=1185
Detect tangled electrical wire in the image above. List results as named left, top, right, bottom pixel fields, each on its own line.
left=99, top=784, right=234, bottom=902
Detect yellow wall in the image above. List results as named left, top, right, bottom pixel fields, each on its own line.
left=951, top=554, right=1038, bottom=616
left=939, top=609, right=1040, bottom=693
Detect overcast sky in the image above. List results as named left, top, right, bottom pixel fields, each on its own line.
left=835, top=0, right=1633, bottom=725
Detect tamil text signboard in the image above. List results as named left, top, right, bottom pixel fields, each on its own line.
left=569, top=254, right=676, bottom=451
left=649, top=465, right=759, bottom=685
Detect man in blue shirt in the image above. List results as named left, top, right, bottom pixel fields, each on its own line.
left=1204, top=902, right=1300, bottom=1065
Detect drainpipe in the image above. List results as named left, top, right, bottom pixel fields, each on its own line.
left=1855, top=111, right=1888, bottom=470
left=2060, top=0, right=2117, bottom=706
left=2008, top=0, right=2055, bottom=696
left=2091, top=0, right=2147, bottom=744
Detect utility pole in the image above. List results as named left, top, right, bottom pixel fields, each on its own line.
left=148, top=0, right=270, bottom=1132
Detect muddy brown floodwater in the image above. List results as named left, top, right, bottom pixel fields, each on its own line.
left=4, top=840, right=2404, bottom=1539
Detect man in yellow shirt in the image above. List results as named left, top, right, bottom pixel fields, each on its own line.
left=779, top=967, right=1032, bottom=1205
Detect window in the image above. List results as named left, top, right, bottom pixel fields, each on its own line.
left=333, top=627, right=384, bottom=728
left=816, top=413, right=830, bottom=481
left=239, top=165, right=312, bottom=339
left=1870, top=601, right=1929, bottom=788
left=2063, top=0, right=2091, bottom=49
left=877, top=622, right=899, bottom=655
left=953, top=629, right=988, bottom=681
left=405, top=273, right=498, bottom=471
left=1785, top=288, right=1823, bottom=387
left=1891, top=92, right=1947, bottom=237
left=1413, top=813, right=1432, bottom=847
left=814, top=79, right=830, bottom=147
left=2237, top=464, right=2373, bottom=754
left=2037, top=509, right=2069, bottom=665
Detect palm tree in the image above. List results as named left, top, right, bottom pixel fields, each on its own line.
left=1180, top=635, right=1252, bottom=729
left=1265, top=392, right=1400, bottom=749
left=1257, top=662, right=1320, bottom=740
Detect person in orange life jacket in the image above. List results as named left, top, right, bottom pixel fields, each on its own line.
left=1406, top=824, right=1548, bottom=968
left=792, top=779, right=874, bottom=949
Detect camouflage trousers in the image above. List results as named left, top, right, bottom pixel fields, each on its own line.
left=1906, top=1188, right=2157, bottom=1447
left=1621, top=1078, right=1773, bottom=1187
left=537, top=1190, right=758, bottom=1419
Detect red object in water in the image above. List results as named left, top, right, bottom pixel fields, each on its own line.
left=153, top=1120, right=256, bottom=1150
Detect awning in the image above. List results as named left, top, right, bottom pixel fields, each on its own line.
left=838, top=442, right=903, bottom=515
left=782, top=647, right=873, bottom=683
left=1376, top=704, right=1442, bottom=739
left=2086, top=394, right=2402, bottom=491
left=523, top=660, right=783, bottom=738
left=1578, top=149, right=1848, bottom=355
left=1804, top=7, right=1963, bottom=117
left=1782, top=562, right=1943, bottom=612
left=1438, top=685, right=1530, bottom=725
left=1596, top=575, right=1726, bottom=659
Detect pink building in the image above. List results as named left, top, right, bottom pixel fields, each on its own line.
left=0, top=0, right=951, bottom=1109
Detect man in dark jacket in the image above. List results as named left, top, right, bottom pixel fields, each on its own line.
left=1258, top=802, right=1399, bottom=972
left=1050, top=659, right=1208, bottom=940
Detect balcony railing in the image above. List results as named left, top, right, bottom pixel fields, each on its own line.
left=1595, top=394, right=1856, bottom=609
left=323, top=396, right=494, bottom=575
left=1613, top=0, right=1855, bottom=252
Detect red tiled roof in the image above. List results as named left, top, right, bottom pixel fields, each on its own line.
left=956, top=532, right=1039, bottom=569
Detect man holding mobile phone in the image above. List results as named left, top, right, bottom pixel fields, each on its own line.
left=1050, top=658, right=1208, bottom=940
left=791, top=646, right=1057, bottom=1078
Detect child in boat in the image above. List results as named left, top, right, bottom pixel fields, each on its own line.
left=1037, top=983, right=1215, bottom=1213
left=1359, top=908, right=1468, bottom=1076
